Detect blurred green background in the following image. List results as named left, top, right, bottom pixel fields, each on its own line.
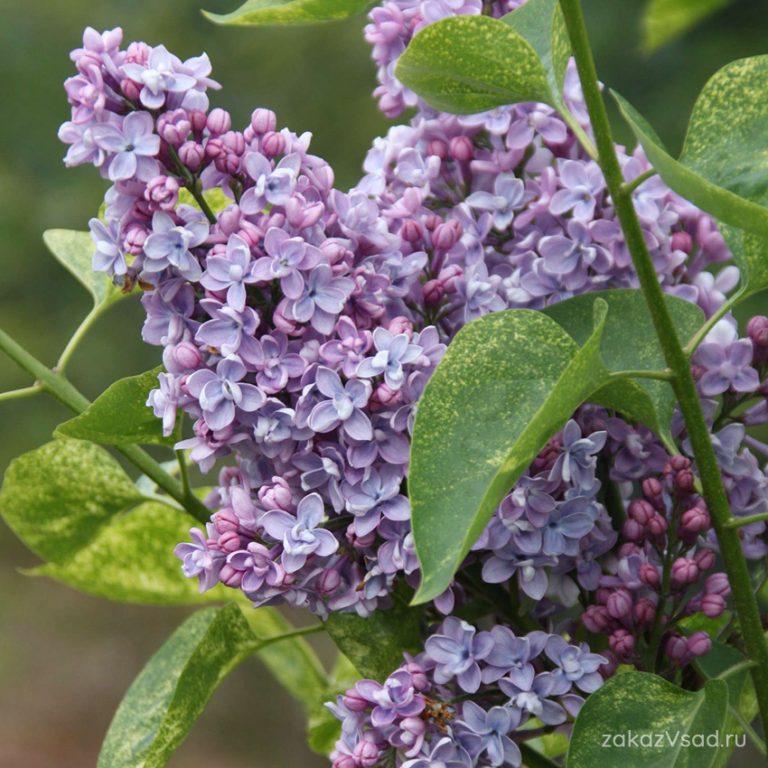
left=0, top=0, right=766, bottom=765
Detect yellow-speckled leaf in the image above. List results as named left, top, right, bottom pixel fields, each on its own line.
left=31, top=502, right=230, bottom=605
left=568, top=671, right=729, bottom=767
left=395, top=16, right=550, bottom=115
left=56, top=367, right=179, bottom=447
left=719, top=223, right=768, bottom=299
left=203, top=0, right=370, bottom=25
left=501, top=0, right=570, bottom=96
left=642, top=0, right=731, bottom=52
left=544, top=290, right=704, bottom=447
left=613, top=57, right=768, bottom=240
left=0, top=439, right=143, bottom=563
left=97, top=605, right=257, bottom=768
left=43, top=229, right=126, bottom=308
left=410, top=303, right=610, bottom=604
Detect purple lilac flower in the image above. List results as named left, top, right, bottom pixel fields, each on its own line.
left=201, top=233, right=260, bottom=311
left=308, top=366, right=373, bottom=440
left=122, top=45, right=199, bottom=109
left=91, top=111, right=160, bottom=181
left=261, top=492, right=338, bottom=572
left=456, top=702, right=522, bottom=767
left=466, top=172, right=526, bottom=230
left=424, top=617, right=494, bottom=693
left=356, top=327, right=422, bottom=389
left=143, top=210, right=208, bottom=279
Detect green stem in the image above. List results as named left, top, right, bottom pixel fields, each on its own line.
left=725, top=511, right=768, bottom=529
left=559, top=103, right=598, bottom=160
left=684, top=286, right=747, bottom=356
left=607, top=368, right=674, bottom=381
left=728, top=703, right=768, bottom=756
left=56, top=303, right=104, bottom=374
left=519, top=743, right=560, bottom=768
left=0, top=327, right=210, bottom=523
left=167, top=145, right=217, bottom=225
left=620, top=168, right=658, bottom=196
left=0, top=385, right=42, bottom=403
left=176, top=448, right=198, bottom=512
left=559, top=0, right=768, bottom=737
left=257, top=623, right=325, bottom=649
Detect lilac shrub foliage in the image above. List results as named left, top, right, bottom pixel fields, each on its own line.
left=60, top=7, right=768, bottom=765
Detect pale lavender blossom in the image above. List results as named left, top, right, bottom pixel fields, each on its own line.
left=282, top=265, right=354, bottom=334
left=89, top=217, right=127, bottom=275
left=91, top=111, right=160, bottom=181
left=143, top=210, right=208, bottom=279
left=261, top=492, right=338, bottom=572
left=466, top=172, right=525, bottom=230
left=201, top=233, right=260, bottom=311
left=456, top=702, right=522, bottom=767
left=186, top=355, right=264, bottom=430
left=147, top=372, right=181, bottom=436
left=550, top=160, right=605, bottom=220
left=308, top=366, right=373, bottom=439
left=122, top=45, right=198, bottom=109
left=174, top=527, right=224, bottom=592
left=424, top=617, right=494, bottom=693
left=356, top=327, right=422, bottom=389
left=251, top=227, right=322, bottom=298
left=549, top=419, right=607, bottom=488
left=545, top=636, right=607, bottom=693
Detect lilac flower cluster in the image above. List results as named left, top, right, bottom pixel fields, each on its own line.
left=329, top=617, right=607, bottom=767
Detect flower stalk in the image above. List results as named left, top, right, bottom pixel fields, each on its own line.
left=558, top=0, right=768, bottom=736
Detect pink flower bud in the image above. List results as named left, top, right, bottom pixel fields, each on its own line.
left=665, top=634, right=688, bottom=663
left=582, top=605, right=611, bottom=633
left=212, top=507, right=239, bottom=533
left=621, top=518, right=645, bottom=542
left=218, top=205, right=243, bottom=236
left=705, top=572, right=730, bottom=596
left=157, top=109, right=191, bottom=146
left=405, top=663, right=429, bottom=691
left=647, top=514, right=668, bottom=537
left=670, top=455, right=690, bottom=472
left=686, top=631, right=711, bottom=658
left=607, top=589, right=633, bottom=620
left=634, top=597, right=656, bottom=625
left=250, top=108, right=277, bottom=134
left=681, top=505, right=710, bottom=534
left=747, top=315, right=768, bottom=347
left=609, top=629, right=635, bottom=657
left=423, top=279, right=443, bottom=305
left=432, top=219, right=463, bottom=251
left=122, top=224, right=147, bottom=255
left=163, top=341, right=203, bottom=373
left=218, top=529, right=242, bottom=553
left=207, top=107, right=232, bottom=135
left=354, top=738, right=382, bottom=767
left=642, top=477, right=662, bottom=499
left=120, top=78, right=141, bottom=102
left=342, top=688, right=370, bottom=712
left=671, top=557, right=699, bottom=588
left=701, top=592, right=726, bottom=618
left=694, top=548, right=716, bottom=571
left=671, top=231, right=693, bottom=254
left=449, top=135, right=473, bottom=162
left=427, top=139, right=448, bottom=158
left=628, top=499, right=654, bottom=525
left=261, top=130, right=285, bottom=157
left=179, top=141, right=205, bottom=172
left=639, top=563, right=661, bottom=588
left=318, top=568, right=342, bottom=595
left=400, top=219, right=422, bottom=243
left=188, top=109, right=208, bottom=133
left=258, top=477, right=293, bottom=510
left=218, top=563, right=242, bottom=587
left=438, top=264, right=463, bottom=293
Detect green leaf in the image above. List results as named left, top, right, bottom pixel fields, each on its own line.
left=694, top=638, right=763, bottom=767
left=98, top=604, right=259, bottom=768
left=42, top=229, right=126, bottom=308
left=395, top=16, right=550, bottom=114
left=410, top=302, right=610, bottom=604
left=325, top=599, right=422, bottom=679
left=55, top=367, right=178, bottom=447
left=240, top=608, right=327, bottom=710
left=0, top=439, right=143, bottom=563
left=501, top=0, right=570, bottom=97
left=30, top=502, right=230, bottom=605
left=543, top=289, right=704, bottom=445
left=642, top=0, right=732, bottom=52
left=720, top=223, right=768, bottom=300
left=568, top=670, right=729, bottom=767
left=613, top=56, right=768, bottom=239
left=177, top=186, right=232, bottom=213
left=203, top=0, right=370, bottom=26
